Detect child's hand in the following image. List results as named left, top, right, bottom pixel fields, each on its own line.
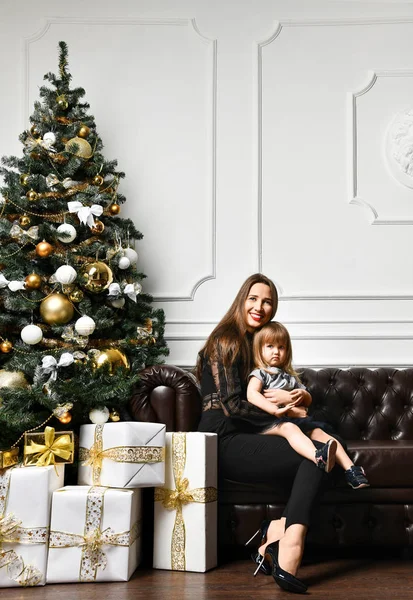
left=286, top=406, right=308, bottom=418
left=274, top=403, right=295, bottom=416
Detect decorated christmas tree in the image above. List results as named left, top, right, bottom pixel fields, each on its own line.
left=0, top=41, right=168, bottom=450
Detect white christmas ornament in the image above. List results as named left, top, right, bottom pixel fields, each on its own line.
left=43, top=132, right=56, bottom=146
left=118, top=256, right=131, bottom=270
left=56, top=223, right=77, bottom=243
left=89, top=406, right=110, bottom=425
left=75, top=315, right=96, bottom=336
left=124, top=247, right=138, bottom=264
left=55, top=265, right=77, bottom=284
left=21, top=324, right=43, bottom=345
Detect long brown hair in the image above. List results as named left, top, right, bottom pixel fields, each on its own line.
left=196, top=273, right=278, bottom=380
left=252, top=321, right=301, bottom=380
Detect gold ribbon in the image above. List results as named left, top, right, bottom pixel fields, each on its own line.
left=24, top=426, right=74, bottom=467
left=154, top=433, right=217, bottom=571
left=9, top=222, right=39, bottom=243
left=49, top=486, right=141, bottom=582
left=0, top=468, right=48, bottom=586
left=79, top=424, right=165, bottom=485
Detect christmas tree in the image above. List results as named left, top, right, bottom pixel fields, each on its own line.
left=0, top=41, right=168, bottom=449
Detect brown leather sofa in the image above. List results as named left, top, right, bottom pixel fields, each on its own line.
left=129, top=365, right=413, bottom=550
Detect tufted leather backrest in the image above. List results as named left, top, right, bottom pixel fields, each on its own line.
left=300, top=368, right=413, bottom=441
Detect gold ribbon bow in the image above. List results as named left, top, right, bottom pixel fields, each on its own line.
left=154, top=433, right=217, bottom=571
left=49, top=486, right=141, bottom=582
left=0, top=514, right=22, bottom=544
left=24, top=426, right=74, bottom=467
left=10, top=223, right=39, bottom=243
left=79, top=424, right=164, bottom=485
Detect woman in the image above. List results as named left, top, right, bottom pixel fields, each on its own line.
left=197, top=273, right=329, bottom=594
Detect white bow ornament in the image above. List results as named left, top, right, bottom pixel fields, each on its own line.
left=68, top=201, right=103, bottom=228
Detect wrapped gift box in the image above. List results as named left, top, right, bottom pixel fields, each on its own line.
left=46, top=485, right=142, bottom=583
left=153, top=432, right=217, bottom=572
left=0, top=465, right=64, bottom=587
left=77, top=422, right=165, bottom=488
left=23, top=427, right=74, bottom=467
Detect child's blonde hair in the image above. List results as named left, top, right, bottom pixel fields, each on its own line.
left=253, top=321, right=301, bottom=380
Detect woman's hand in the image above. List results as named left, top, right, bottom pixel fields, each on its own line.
left=289, top=389, right=312, bottom=407
left=274, top=403, right=295, bottom=417
left=263, top=388, right=293, bottom=405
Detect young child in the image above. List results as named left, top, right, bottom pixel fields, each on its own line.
left=247, top=322, right=369, bottom=489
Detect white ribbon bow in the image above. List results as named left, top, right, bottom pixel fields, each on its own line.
left=68, top=201, right=103, bottom=228
left=107, top=282, right=137, bottom=303
left=0, top=274, right=26, bottom=292
left=41, top=353, right=74, bottom=381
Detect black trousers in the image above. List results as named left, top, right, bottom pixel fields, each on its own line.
left=219, top=433, right=328, bottom=530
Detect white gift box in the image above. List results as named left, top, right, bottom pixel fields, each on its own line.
left=0, top=465, right=64, bottom=587
left=77, top=422, right=166, bottom=488
left=46, top=485, right=142, bottom=583
left=153, top=432, right=217, bottom=572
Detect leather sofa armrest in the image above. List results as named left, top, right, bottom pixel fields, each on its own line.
left=129, top=364, right=202, bottom=432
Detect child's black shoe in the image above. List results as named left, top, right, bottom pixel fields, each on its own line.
left=345, top=465, right=370, bottom=489
left=315, top=439, right=337, bottom=473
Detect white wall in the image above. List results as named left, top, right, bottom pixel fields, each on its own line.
left=1, top=0, right=413, bottom=367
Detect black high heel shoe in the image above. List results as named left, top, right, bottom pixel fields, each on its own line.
left=245, top=520, right=272, bottom=576
left=264, top=540, right=308, bottom=594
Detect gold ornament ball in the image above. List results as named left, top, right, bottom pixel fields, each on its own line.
left=69, top=288, right=84, bottom=303
left=109, top=409, right=121, bottom=422
left=78, top=125, right=90, bottom=138
left=26, top=190, right=38, bottom=202
left=90, top=348, right=130, bottom=375
left=20, top=173, right=30, bottom=186
left=56, top=94, right=69, bottom=110
left=58, top=411, right=72, bottom=424
left=40, top=292, right=74, bottom=325
left=35, top=241, right=54, bottom=258
left=109, top=203, right=121, bottom=216
left=65, top=137, right=93, bottom=159
left=80, top=261, right=113, bottom=293
left=91, top=220, right=105, bottom=235
left=19, top=214, right=31, bottom=228
left=30, top=125, right=40, bottom=137
left=0, top=340, right=13, bottom=354
left=25, top=273, right=42, bottom=290
left=92, top=174, right=104, bottom=186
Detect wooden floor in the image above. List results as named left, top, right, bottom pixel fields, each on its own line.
left=1, top=551, right=412, bottom=599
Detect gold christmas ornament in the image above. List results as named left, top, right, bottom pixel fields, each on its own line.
left=109, top=203, right=121, bottom=215
left=19, top=214, right=31, bottom=228
left=56, top=94, right=69, bottom=110
left=91, top=220, right=105, bottom=235
left=40, top=292, right=74, bottom=325
left=26, top=189, right=38, bottom=202
left=0, top=340, right=13, bottom=354
left=80, top=261, right=113, bottom=293
left=78, top=125, right=90, bottom=138
left=92, top=174, right=104, bottom=186
left=0, top=369, right=28, bottom=388
left=25, top=273, right=42, bottom=289
left=20, top=173, right=30, bottom=186
left=30, top=125, right=40, bottom=137
left=90, top=348, right=130, bottom=375
left=65, top=136, right=93, bottom=159
left=58, top=411, right=72, bottom=424
left=69, top=288, right=84, bottom=303
left=36, top=240, right=54, bottom=258
left=109, top=409, right=121, bottom=422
